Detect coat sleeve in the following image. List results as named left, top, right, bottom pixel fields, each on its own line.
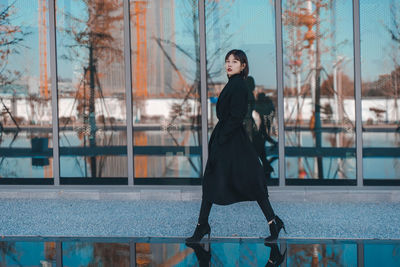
left=218, top=83, right=248, bottom=144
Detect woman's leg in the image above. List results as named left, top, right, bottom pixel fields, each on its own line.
left=198, top=199, right=213, bottom=224
left=258, top=198, right=286, bottom=242
left=186, top=199, right=212, bottom=242
left=257, top=198, right=275, bottom=222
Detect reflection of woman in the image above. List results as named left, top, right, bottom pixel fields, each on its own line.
left=186, top=49, right=285, bottom=243
left=185, top=242, right=286, bottom=267
left=252, top=92, right=278, bottom=179
left=265, top=243, right=287, bottom=267
left=243, top=76, right=256, bottom=143
left=185, top=243, right=211, bottom=267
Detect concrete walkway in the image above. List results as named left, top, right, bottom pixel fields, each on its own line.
left=0, top=197, right=399, bottom=240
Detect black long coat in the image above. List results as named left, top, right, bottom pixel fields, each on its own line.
left=202, top=74, right=268, bottom=205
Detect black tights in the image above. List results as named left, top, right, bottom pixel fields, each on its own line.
left=197, top=198, right=275, bottom=224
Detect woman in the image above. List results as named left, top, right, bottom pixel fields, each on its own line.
left=186, top=49, right=286, bottom=243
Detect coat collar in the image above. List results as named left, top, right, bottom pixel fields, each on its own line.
left=228, top=73, right=243, bottom=80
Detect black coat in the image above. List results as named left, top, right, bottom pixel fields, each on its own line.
left=202, top=74, right=268, bottom=205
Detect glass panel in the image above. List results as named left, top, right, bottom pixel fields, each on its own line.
left=287, top=243, right=357, bottom=266
left=360, top=0, right=400, bottom=180
left=205, top=0, right=279, bottom=179
left=0, top=241, right=56, bottom=266
left=282, top=0, right=356, bottom=180
left=0, top=0, right=52, bottom=179
left=63, top=242, right=129, bottom=267
left=136, top=242, right=273, bottom=266
left=209, top=242, right=272, bottom=266
left=56, top=0, right=127, bottom=178
left=136, top=243, right=196, bottom=266
left=365, top=243, right=400, bottom=267
left=130, top=0, right=202, bottom=178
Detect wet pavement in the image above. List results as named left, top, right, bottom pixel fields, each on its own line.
left=0, top=237, right=399, bottom=266
left=1, top=197, right=400, bottom=266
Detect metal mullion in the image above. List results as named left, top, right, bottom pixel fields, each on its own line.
left=124, top=0, right=134, bottom=186
left=280, top=241, right=287, bottom=267
left=199, top=0, right=208, bottom=176
left=353, top=0, right=363, bottom=187
left=130, top=241, right=136, bottom=267
left=275, top=0, right=286, bottom=187
left=56, top=241, right=62, bottom=267
left=357, top=241, right=364, bottom=267
left=49, top=0, right=60, bottom=186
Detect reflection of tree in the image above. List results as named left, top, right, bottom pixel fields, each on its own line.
left=61, top=242, right=130, bottom=267
left=360, top=1, right=400, bottom=123
left=0, top=1, right=29, bottom=132
left=204, top=0, right=235, bottom=85
left=380, top=2, right=400, bottom=124
left=0, top=1, right=28, bottom=86
left=283, top=0, right=353, bottom=179
left=147, top=0, right=234, bottom=176
left=0, top=2, right=31, bottom=176
left=153, top=0, right=234, bottom=106
left=289, top=244, right=343, bottom=267
left=0, top=242, right=23, bottom=267
left=59, top=0, right=123, bottom=178
left=320, top=73, right=354, bottom=98
left=87, top=243, right=129, bottom=267
left=386, top=1, right=400, bottom=175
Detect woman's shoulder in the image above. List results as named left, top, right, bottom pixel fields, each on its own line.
left=229, top=76, right=248, bottom=93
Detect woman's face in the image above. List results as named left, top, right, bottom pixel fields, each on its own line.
left=225, top=54, right=245, bottom=77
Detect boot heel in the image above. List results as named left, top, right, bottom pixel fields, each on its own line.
left=185, top=223, right=211, bottom=243
left=265, top=215, right=286, bottom=243
left=276, top=216, right=287, bottom=234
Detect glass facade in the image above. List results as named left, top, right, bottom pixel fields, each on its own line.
left=0, top=0, right=399, bottom=186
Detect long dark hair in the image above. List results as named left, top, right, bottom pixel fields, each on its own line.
left=225, top=49, right=249, bottom=79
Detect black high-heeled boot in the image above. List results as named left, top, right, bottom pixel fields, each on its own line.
left=265, top=215, right=286, bottom=243
left=185, top=243, right=211, bottom=267
left=264, top=243, right=287, bottom=267
left=185, top=222, right=211, bottom=243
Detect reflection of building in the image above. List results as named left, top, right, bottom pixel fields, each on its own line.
left=96, top=2, right=125, bottom=97
left=92, top=243, right=130, bottom=266
left=97, top=60, right=125, bottom=97
left=98, top=132, right=128, bottom=177
left=91, top=1, right=182, bottom=97
left=131, top=0, right=179, bottom=178
left=131, top=0, right=178, bottom=97
left=136, top=243, right=199, bottom=266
